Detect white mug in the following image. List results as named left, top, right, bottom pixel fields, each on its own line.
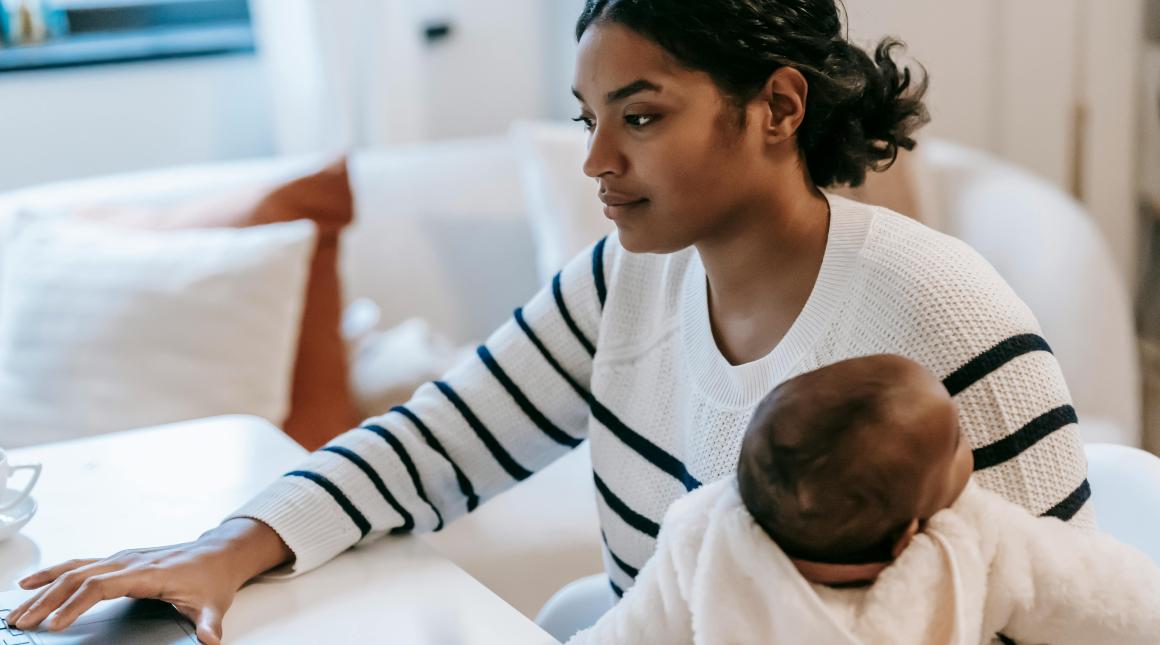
left=0, top=449, right=40, bottom=513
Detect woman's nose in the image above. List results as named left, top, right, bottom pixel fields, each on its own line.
left=582, top=127, right=626, bottom=178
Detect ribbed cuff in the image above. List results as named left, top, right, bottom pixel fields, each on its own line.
left=225, top=475, right=362, bottom=578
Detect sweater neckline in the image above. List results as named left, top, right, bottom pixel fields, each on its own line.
left=680, top=192, right=873, bottom=409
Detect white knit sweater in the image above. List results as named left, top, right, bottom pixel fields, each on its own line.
left=231, top=194, right=1092, bottom=599
left=568, top=479, right=1158, bottom=645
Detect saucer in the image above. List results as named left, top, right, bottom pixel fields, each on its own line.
left=0, top=490, right=36, bottom=542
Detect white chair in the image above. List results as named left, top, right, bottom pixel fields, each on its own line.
left=922, top=140, right=1141, bottom=447
left=1085, top=443, right=1160, bottom=565
left=536, top=443, right=1160, bottom=642
left=535, top=573, right=614, bottom=643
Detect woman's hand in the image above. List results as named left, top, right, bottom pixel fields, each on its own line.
left=4, top=518, right=293, bottom=645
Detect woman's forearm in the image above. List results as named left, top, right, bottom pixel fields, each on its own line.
left=202, top=518, right=295, bottom=587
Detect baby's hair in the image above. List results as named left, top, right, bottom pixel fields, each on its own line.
left=736, top=357, right=936, bottom=563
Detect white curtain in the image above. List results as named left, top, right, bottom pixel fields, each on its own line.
left=249, top=0, right=429, bottom=155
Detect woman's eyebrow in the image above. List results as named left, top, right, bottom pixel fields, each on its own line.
left=571, top=79, right=664, bottom=105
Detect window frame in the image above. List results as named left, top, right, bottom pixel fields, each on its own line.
left=0, top=0, right=255, bottom=74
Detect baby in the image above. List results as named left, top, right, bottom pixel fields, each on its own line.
left=569, top=355, right=1160, bottom=645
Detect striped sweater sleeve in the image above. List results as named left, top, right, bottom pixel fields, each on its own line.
left=896, top=233, right=1094, bottom=528
left=228, top=236, right=617, bottom=575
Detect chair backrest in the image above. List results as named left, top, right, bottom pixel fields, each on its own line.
left=921, top=140, right=1141, bottom=446
left=1085, top=442, right=1160, bottom=564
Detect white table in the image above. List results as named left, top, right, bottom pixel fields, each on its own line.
left=2, top=415, right=558, bottom=644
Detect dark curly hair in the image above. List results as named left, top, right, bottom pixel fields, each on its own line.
left=576, top=0, right=930, bottom=188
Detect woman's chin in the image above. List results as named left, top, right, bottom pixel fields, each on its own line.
left=614, top=225, right=689, bottom=255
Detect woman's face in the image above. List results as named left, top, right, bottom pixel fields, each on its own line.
left=573, top=22, right=773, bottom=253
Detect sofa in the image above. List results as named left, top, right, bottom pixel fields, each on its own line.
left=0, top=129, right=1141, bottom=618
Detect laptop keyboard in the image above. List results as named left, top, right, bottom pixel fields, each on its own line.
left=0, top=610, right=34, bottom=645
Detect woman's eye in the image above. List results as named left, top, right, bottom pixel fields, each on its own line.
left=572, top=116, right=595, bottom=131
left=626, top=114, right=657, bottom=128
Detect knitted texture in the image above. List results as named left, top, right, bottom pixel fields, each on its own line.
left=230, top=194, right=1092, bottom=595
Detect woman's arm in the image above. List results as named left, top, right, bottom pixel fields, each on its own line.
left=229, top=235, right=619, bottom=575
left=899, top=236, right=1093, bottom=526
left=5, top=235, right=620, bottom=638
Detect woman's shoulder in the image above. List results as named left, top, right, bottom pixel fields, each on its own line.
left=596, top=231, right=700, bottom=338
left=857, top=205, right=1040, bottom=328
left=845, top=205, right=1045, bottom=367
left=860, top=205, right=994, bottom=283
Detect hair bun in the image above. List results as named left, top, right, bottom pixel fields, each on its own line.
left=799, top=37, right=930, bottom=188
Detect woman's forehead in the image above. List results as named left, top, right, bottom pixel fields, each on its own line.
left=573, top=23, right=683, bottom=101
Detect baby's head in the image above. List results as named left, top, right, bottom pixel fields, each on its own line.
left=737, top=355, right=973, bottom=568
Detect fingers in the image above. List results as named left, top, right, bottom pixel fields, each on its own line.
left=8, top=561, right=124, bottom=630
left=43, top=572, right=139, bottom=632
left=195, top=605, right=224, bottom=645
left=18, top=558, right=100, bottom=590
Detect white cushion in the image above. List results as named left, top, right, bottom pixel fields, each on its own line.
left=348, top=314, right=472, bottom=420
left=0, top=155, right=325, bottom=316
left=0, top=216, right=316, bottom=447
left=510, top=121, right=612, bottom=282
left=343, top=138, right=540, bottom=344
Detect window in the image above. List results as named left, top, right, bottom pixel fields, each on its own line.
left=0, top=0, right=254, bottom=73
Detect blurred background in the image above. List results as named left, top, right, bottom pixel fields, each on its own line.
left=0, top=0, right=1158, bottom=443
left=1, top=1, right=1157, bottom=612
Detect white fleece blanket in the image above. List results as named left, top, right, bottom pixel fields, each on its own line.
left=569, top=479, right=1160, bottom=645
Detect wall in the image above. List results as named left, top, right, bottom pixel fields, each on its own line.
left=421, top=0, right=552, bottom=141
left=547, top=0, right=588, bottom=120
left=0, top=54, right=273, bottom=192
left=844, top=0, right=1144, bottom=285
left=2, top=0, right=1143, bottom=279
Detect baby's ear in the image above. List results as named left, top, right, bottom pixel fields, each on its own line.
left=890, top=519, right=921, bottom=560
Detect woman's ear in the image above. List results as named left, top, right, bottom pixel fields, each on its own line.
left=760, top=66, right=809, bottom=144
left=890, top=518, right=921, bottom=560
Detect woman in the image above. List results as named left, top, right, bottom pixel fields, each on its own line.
left=8, top=1, right=1092, bottom=643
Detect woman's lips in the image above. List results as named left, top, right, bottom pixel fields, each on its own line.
left=602, top=198, right=648, bottom=220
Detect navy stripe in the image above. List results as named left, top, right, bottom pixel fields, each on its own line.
left=321, top=446, right=414, bottom=534
left=594, top=473, right=660, bottom=538
left=593, top=236, right=608, bottom=310
left=514, top=307, right=590, bottom=401
left=517, top=308, right=698, bottom=492
left=602, top=531, right=640, bottom=578
left=362, top=424, right=445, bottom=531
left=477, top=345, right=582, bottom=448
left=610, top=580, right=625, bottom=598
left=972, top=405, right=1077, bottom=471
left=391, top=406, right=480, bottom=512
left=286, top=470, right=371, bottom=538
left=591, top=398, right=701, bottom=491
left=553, top=271, right=596, bottom=356
left=1042, top=479, right=1091, bottom=521
left=435, top=381, right=534, bottom=481
left=943, top=334, right=1052, bottom=397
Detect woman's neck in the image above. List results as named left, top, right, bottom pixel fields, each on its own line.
left=694, top=178, right=830, bottom=364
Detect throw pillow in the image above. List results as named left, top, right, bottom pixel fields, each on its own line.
left=0, top=217, right=317, bottom=447
left=81, top=160, right=358, bottom=450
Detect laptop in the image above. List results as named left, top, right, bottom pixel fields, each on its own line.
left=0, top=591, right=197, bottom=644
